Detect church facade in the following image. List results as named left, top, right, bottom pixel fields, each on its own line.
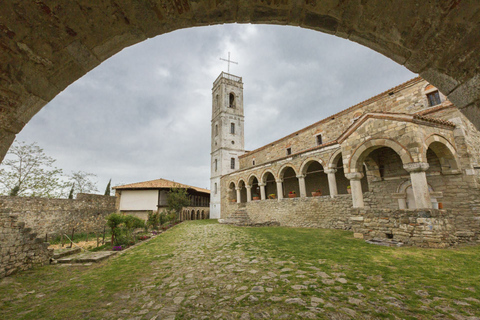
left=211, top=73, right=480, bottom=247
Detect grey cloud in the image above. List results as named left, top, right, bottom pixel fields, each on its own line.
left=15, top=24, right=415, bottom=192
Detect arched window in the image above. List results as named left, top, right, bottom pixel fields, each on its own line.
left=214, top=159, right=218, bottom=172
left=214, top=183, right=217, bottom=194
left=231, top=123, right=235, bottom=134
left=229, top=93, right=235, bottom=108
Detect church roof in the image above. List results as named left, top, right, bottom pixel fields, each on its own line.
left=113, top=178, right=210, bottom=194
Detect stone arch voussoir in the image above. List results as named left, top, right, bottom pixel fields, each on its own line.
left=349, top=138, right=413, bottom=173
left=260, top=169, right=277, bottom=184
left=299, top=157, right=326, bottom=175
left=424, top=134, right=460, bottom=172
left=277, top=164, right=298, bottom=180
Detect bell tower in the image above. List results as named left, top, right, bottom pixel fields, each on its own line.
left=210, top=72, right=245, bottom=219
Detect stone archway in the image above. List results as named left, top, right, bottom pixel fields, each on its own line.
left=261, top=170, right=277, bottom=200
left=1, top=2, right=480, bottom=162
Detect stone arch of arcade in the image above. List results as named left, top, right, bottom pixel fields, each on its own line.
left=1, top=2, right=480, bottom=162
left=346, top=137, right=440, bottom=209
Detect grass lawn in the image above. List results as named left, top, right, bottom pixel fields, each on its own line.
left=0, top=220, right=479, bottom=319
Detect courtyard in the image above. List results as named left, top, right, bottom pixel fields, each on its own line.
left=1, top=220, right=479, bottom=319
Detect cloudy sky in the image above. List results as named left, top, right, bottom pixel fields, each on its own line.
left=13, top=24, right=415, bottom=192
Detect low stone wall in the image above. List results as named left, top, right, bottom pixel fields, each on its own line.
left=224, top=194, right=354, bottom=229
left=223, top=194, right=480, bottom=247
left=350, top=208, right=480, bottom=248
left=0, top=193, right=116, bottom=237
left=0, top=213, right=53, bottom=279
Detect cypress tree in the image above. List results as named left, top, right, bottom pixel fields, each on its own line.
left=9, top=185, right=20, bottom=196
left=104, top=179, right=111, bottom=196
left=68, top=184, right=75, bottom=199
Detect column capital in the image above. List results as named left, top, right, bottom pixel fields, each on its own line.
left=296, top=174, right=306, bottom=179
left=276, top=179, right=283, bottom=183
left=235, top=187, right=242, bottom=191
left=258, top=183, right=266, bottom=187
left=403, top=162, right=429, bottom=173
left=345, top=172, right=364, bottom=180
left=324, top=169, right=337, bottom=174
left=245, top=185, right=252, bottom=190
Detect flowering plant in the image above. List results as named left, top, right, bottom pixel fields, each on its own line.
left=347, top=185, right=351, bottom=189
left=289, top=191, right=296, bottom=194
left=112, top=245, right=123, bottom=251
left=314, top=189, right=321, bottom=193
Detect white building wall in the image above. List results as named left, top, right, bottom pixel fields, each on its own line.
left=119, top=190, right=159, bottom=211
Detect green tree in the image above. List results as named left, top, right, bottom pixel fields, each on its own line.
left=106, top=213, right=125, bottom=246
left=104, top=179, right=111, bottom=196
left=167, top=187, right=190, bottom=221
left=0, top=141, right=63, bottom=197
left=9, top=185, right=20, bottom=196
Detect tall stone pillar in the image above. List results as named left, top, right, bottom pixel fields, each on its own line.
left=258, top=183, right=266, bottom=200
left=345, top=172, right=364, bottom=208
left=236, top=187, right=241, bottom=203
left=324, top=168, right=338, bottom=198
left=246, top=186, right=252, bottom=202
left=297, top=175, right=307, bottom=198
left=276, top=179, right=284, bottom=200
left=403, top=162, right=432, bottom=209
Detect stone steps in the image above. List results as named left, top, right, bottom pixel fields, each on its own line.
left=220, top=209, right=252, bottom=226
left=53, top=247, right=81, bottom=259
left=56, top=251, right=117, bottom=264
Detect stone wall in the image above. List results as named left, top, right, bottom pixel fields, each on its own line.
left=0, top=213, right=53, bottom=279
left=350, top=208, right=480, bottom=248
left=223, top=194, right=354, bottom=229
left=0, top=193, right=116, bottom=237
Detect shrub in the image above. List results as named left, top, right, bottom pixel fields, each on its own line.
left=106, top=213, right=125, bottom=246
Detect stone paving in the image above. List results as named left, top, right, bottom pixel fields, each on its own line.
left=98, top=222, right=478, bottom=320
left=1, top=221, right=479, bottom=319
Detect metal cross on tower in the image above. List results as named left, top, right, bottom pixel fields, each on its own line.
left=219, top=52, right=238, bottom=73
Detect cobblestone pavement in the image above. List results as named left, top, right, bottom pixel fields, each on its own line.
left=103, top=222, right=478, bottom=320
left=2, top=221, right=479, bottom=319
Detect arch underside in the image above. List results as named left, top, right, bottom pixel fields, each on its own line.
left=1, top=1, right=480, bottom=162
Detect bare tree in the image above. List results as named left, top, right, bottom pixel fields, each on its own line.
left=0, top=141, right=63, bottom=197
left=68, top=171, right=99, bottom=197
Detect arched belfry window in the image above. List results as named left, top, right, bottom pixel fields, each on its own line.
left=231, top=123, right=235, bottom=134
left=215, top=94, right=220, bottom=110
left=215, top=159, right=218, bottom=172
left=229, top=93, right=235, bottom=108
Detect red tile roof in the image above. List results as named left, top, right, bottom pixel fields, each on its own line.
left=113, top=178, right=210, bottom=194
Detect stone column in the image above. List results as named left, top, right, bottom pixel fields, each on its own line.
left=345, top=172, right=364, bottom=208
left=324, top=168, right=338, bottom=198
left=246, top=186, right=252, bottom=202
left=392, top=193, right=407, bottom=209
left=236, top=187, right=241, bottom=203
left=258, top=183, right=266, bottom=200
left=297, top=175, right=307, bottom=198
left=403, top=162, right=432, bottom=209
left=276, top=179, right=284, bottom=200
